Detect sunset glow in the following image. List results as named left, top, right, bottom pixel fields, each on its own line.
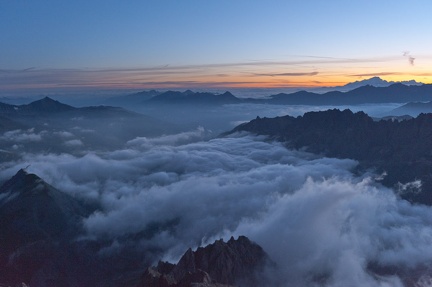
left=1, top=1, right=432, bottom=95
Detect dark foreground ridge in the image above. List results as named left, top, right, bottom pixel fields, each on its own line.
left=231, top=109, right=432, bottom=205
left=139, top=236, right=271, bottom=287
left=0, top=169, right=93, bottom=286
left=0, top=170, right=272, bottom=287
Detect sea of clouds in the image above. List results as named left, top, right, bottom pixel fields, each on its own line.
left=1, top=128, right=432, bottom=286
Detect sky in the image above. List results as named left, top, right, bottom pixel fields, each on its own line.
left=1, top=0, right=432, bottom=94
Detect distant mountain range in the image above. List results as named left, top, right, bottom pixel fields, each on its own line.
left=337, top=76, right=422, bottom=91
left=229, top=109, right=432, bottom=205
left=390, top=101, right=432, bottom=116
left=105, top=90, right=241, bottom=108
left=0, top=97, right=178, bottom=151
left=104, top=80, right=432, bottom=108
left=0, top=96, right=135, bottom=117
left=266, top=83, right=432, bottom=105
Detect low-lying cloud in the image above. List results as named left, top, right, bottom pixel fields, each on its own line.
left=0, top=128, right=45, bottom=142
left=1, top=131, right=432, bottom=286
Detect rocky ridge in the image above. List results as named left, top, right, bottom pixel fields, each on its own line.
left=139, top=236, right=271, bottom=287
left=230, top=109, right=432, bottom=205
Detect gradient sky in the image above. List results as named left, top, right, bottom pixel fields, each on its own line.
left=1, top=0, right=432, bottom=94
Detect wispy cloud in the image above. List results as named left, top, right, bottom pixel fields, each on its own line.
left=0, top=54, right=430, bottom=93
left=351, top=72, right=403, bottom=77
left=351, top=71, right=432, bottom=77
left=403, top=51, right=415, bottom=66
left=252, top=71, right=319, bottom=77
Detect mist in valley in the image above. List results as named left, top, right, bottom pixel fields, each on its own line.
left=1, top=96, right=432, bottom=286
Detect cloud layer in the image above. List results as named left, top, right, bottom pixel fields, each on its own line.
left=1, top=131, right=432, bottom=286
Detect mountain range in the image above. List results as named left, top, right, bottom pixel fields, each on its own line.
left=103, top=81, right=432, bottom=108
left=0, top=97, right=178, bottom=152
left=229, top=109, right=432, bottom=205
left=337, top=76, right=422, bottom=91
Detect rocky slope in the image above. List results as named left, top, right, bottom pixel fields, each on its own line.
left=230, top=109, right=432, bottom=205
left=0, top=169, right=94, bottom=286
left=139, top=236, right=272, bottom=287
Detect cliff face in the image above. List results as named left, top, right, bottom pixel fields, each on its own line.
left=231, top=109, right=432, bottom=205
left=139, top=236, right=271, bottom=287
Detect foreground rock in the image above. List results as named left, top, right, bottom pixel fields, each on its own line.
left=139, top=236, right=271, bottom=287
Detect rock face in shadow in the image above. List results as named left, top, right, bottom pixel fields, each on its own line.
left=0, top=169, right=93, bottom=286
left=231, top=109, right=432, bottom=205
left=139, top=236, right=271, bottom=287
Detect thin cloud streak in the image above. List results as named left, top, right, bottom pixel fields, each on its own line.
left=252, top=72, right=319, bottom=77
left=1, top=54, right=431, bottom=92
left=351, top=72, right=432, bottom=77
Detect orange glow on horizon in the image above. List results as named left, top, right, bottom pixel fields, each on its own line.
left=1, top=63, right=432, bottom=93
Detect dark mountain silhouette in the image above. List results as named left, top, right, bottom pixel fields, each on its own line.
left=0, top=169, right=94, bottom=286
left=0, top=97, right=75, bottom=116
left=0, top=170, right=165, bottom=286
left=341, top=76, right=421, bottom=91
left=230, top=109, right=432, bottom=205
left=0, top=96, right=35, bottom=105
left=0, top=170, right=273, bottom=287
left=0, top=97, right=179, bottom=151
left=147, top=90, right=241, bottom=106
left=123, top=83, right=432, bottom=107
left=0, top=115, right=25, bottom=132
left=104, top=90, right=160, bottom=107
left=23, top=96, right=76, bottom=113
left=0, top=169, right=90, bottom=244
left=0, top=96, right=142, bottom=117
left=266, top=83, right=432, bottom=105
left=140, top=236, right=272, bottom=287
left=391, top=101, right=432, bottom=116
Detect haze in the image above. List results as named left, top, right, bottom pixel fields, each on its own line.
left=2, top=1, right=432, bottom=287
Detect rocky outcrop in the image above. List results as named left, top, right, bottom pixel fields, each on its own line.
left=231, top=109, right=432, bottom=205
left=139, top=236, right=271, bottom=287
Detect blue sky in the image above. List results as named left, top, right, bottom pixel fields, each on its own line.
left=1, top=0, right=432, bottom=93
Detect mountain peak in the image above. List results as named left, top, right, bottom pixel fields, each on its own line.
left=342, top=77, right=422, bottom=91
left=140, top=235, right=271, bottom=287
left=0, top=168, right=44, bottom=195
left=0, top=169, right=90, bottom=248
left=25, top=97, right=75, bottom=113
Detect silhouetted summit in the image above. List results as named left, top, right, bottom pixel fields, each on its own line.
left=0, top=169, right=91, bottom=285
left=0, top=169, right=89, bottom=242
left=231, top=109, right=432, bottom=205
left=24, top=96, right=76, bottom=113
left=140, top=236, right=271, bottom=287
